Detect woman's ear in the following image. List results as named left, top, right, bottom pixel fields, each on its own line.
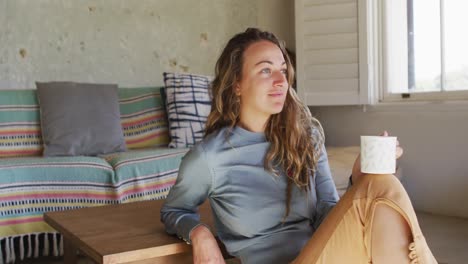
left=235, top=83, right=241, bottom=96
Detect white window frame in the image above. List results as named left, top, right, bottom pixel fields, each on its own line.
left=363, top=0, right=468, bottom=104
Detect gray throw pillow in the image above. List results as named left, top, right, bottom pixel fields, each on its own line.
left=36, top=82, right=127, bottom=156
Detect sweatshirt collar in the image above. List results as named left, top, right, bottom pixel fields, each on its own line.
left=232, top=125, right=267, bottom=142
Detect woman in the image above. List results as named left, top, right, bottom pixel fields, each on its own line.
left=161, top=28, right=437, bottom=264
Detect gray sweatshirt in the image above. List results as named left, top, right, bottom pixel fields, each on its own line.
left=160, top=126, right=339, bottom=264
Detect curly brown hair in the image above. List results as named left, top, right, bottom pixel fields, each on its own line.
left=205, top=28, right=324, bottom=218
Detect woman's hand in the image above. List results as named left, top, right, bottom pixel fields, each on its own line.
left=351, top=131, right=404, bottom=183
left=191, top=225, right=226, bottom=264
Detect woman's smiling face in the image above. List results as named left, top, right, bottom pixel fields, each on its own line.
left=236, top=40, right=289, bottom=122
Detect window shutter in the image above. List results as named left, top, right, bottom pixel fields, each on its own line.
left=295, top=0, right=369, bottom=105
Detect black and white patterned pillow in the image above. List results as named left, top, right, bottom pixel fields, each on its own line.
left=163, top=72, right=213, bottom=148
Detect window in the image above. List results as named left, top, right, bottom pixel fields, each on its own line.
left=372, top=0, right=468, bottom=102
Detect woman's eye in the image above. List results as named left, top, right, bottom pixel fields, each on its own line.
left=261, top=68, right=271, bottom=74
left=281, top=69, right=288, bottom=75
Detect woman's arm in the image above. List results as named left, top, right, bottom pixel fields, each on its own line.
left=160, top=145, right=224, bottom=263
left=351, top=154, right=363, bottom=185
left=313, top=145, right=340, bottom=230
left=160, top=145, right=212, bottom=242
left=191, top=225, right=225, bottom=264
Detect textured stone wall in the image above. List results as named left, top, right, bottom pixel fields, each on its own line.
left=0, top=0, right=258, bottom=89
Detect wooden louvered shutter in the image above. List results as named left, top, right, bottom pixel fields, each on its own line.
left=295, top=0, right=370, bottom=105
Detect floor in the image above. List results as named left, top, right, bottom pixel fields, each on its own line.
left=17, top=212, right=468, bottom=264
left=417, top=211, right=468, bottom=264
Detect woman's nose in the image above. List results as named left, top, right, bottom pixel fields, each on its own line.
left=273, top=71, right=287, bottom=87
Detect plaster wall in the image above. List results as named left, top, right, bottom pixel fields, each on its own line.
left=0, top=0, right=257, bottom=89
left=312, top=105, right=468, bottom=218
left=256, top=0, right=295, bottom=50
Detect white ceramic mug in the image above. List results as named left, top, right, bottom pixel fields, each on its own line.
left=360, top=136, right=397, bottom=174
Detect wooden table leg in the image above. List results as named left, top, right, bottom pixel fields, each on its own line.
left=63, top=238, right=78, bottom=264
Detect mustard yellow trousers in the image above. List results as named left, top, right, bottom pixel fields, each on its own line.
left=293, top=174, right=437, bottom=264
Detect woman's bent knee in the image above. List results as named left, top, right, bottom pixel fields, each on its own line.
left=358, top=173, right=401, bottom=188
left=350, top=173, right=407, bottom=200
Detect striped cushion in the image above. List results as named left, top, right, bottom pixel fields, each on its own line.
left=119, top=87, right=170, bottom=149
left=102, top=147, right=189, bottom=202
left=163, top=72, right=212, bottom=148
left=0, top=90, right=43, bottom=158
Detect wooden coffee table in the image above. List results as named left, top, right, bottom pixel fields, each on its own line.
left=44, top=199, right=214, bottom=264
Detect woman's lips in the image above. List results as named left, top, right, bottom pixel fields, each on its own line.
left=268, top=92, right=284, bottom=97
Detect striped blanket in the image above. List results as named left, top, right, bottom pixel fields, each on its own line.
left=0, top=148, right=188, bottom=263
left=0, top=87, right=187, bottom=263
